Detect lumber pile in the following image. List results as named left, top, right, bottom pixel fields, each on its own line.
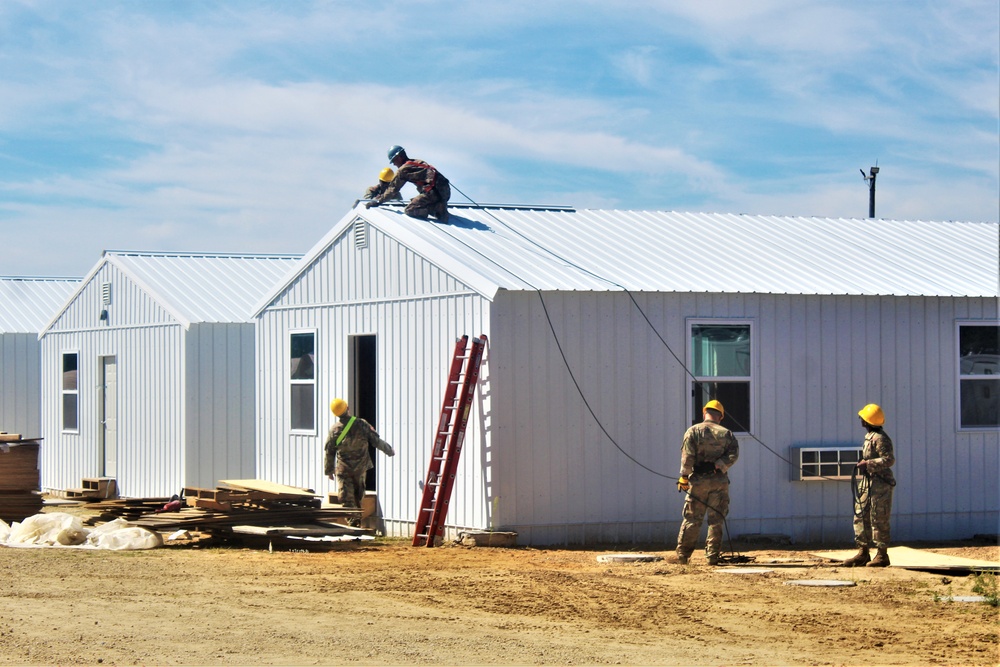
left=0, top=435, right=43, bottom=523
left=79, top=479, right=368, bottom=549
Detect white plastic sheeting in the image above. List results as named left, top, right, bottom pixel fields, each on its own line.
left=0, top=512, right=162, bottom=550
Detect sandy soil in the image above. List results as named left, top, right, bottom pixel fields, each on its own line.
left=0, top=519, right=997, bottom=666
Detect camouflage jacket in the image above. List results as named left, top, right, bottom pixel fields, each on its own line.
left=364, top=182, right=402, bottom=201
left=680, top=420, right=739, bottom=479
left=861, top=429, right=895, bottom=485
left=324, top=416, right=394, bottom=476
left=376, top=159, right=449, bottom=202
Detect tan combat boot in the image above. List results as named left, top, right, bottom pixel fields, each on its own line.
left=867, top=547, right=890, bottom=567
left=841, top=547, right=870, bottom=567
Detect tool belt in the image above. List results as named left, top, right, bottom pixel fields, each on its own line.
left=693, top=462, right=719, bottom=475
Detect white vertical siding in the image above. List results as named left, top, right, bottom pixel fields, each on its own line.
left=257, top=222, right=491, bottom=538
left=491, top=291, right=999, bottom=545
left=41, top=323, right=185, bottom=497
left=184, top=323, right=257, bottom=489
left=0, top=333, right=41, bottom=436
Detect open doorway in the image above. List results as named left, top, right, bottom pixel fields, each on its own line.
left=349, top=335, right=378, bottom=489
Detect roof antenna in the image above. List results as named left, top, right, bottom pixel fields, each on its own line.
left=860, top=161, right=879, bottom=219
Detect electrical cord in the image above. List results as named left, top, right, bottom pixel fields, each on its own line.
left=410, top=186, right=859, bottom=561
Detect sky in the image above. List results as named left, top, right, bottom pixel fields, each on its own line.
left=1, top=1, right=997, bottom=278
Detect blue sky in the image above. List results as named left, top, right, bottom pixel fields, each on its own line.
left=1, top=1, right=997, bottom=277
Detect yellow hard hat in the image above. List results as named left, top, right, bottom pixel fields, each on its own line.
left=330, top=398, right=348, bottom=417
left=378, top=167, right=395, bottom=183
left=703, top=400, right=724, bottom=418
left=858, top=403, right=884, bottom=426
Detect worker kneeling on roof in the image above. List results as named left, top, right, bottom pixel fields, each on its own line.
left=365, top=145, right=451, bottom=222
left=324, top=398, right=395, bottom=520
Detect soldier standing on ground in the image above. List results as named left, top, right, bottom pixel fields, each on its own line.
left=842, top=403, right=896, bottom=568
left=324, top=398, right=395, bottom=523
left=365, top=145, right=451, bottom=222
left=675, top=399, right=740, bottom=565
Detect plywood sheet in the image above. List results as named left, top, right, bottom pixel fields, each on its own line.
left=218, top=479, right=317, bottom=497
left=813, top=546, right=999, bottom=572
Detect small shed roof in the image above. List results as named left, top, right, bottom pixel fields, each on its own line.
left=261, top=204, right=999, bottom=307
left=0, top=277, right=81, bottom=333
left=44, top=251, right=302, bottom=333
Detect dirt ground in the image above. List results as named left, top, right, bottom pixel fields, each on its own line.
left=0, top=512, right=997, bottom=666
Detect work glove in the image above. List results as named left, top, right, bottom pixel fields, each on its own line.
left=365, top=200, right=380, bottom=209
left=676, top=476, right=690, bottom=492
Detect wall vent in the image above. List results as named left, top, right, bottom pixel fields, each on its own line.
left=353, top=219, right=369, bottom=249
left=101, top=282, right=112, bottom=305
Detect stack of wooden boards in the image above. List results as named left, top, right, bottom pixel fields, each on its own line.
left=0, top=434, right=43, bottom=523
left=78, top=479, right=368, bottom=549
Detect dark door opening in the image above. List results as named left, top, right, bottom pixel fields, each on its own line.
left=350, top=335, right=378, bottom=489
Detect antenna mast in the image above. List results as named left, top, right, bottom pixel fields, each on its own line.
left=860, top=164, right=879, bottom=218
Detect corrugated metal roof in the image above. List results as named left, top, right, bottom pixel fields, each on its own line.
left=0, top=276, right=81, bottom=333
left=352, top=205, right=999, bottom=298
left=102, top=251, right=303, bottom=324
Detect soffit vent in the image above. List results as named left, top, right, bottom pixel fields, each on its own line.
left=353, top=219, right=369, bottom=249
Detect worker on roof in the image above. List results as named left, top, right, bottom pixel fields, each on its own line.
left=675, top=399, right=740, bottom=566
left=325, top=398, right=395, bottom=523
left=364, top=167, right=402, bottom=202
left=841, top=404, right=896, bottom=568
left=365, top=145, right=451, bottom=222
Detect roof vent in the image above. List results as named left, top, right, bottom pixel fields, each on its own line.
left=353, top=219, right=369, bottom=249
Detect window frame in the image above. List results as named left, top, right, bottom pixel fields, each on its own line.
left=956, top=320, right=1000, bottom=431
left=61, top=351, right=80, bottom=433
left=289, top=330, right=317, bottom=435
left=687, top=318, right=754, bottom=434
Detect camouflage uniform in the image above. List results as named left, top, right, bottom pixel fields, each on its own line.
left=853, top=428, right=895, bottom=549
left=676, top=419, right=739, bottom=562
left=364, top=182, right=402, bottom=201
left=324, top=415, right=394, bottom=508
left=374, top=158, right=451, bottom=221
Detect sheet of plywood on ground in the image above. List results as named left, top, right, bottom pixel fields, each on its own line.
left=812, top=546, right=1000, bottom=572
left=230, top=523, right=368, bottom=537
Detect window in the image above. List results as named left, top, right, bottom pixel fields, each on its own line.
left=290, top=332, right=316, bottom=432
left=790, top=446, right=861, bottom=481
left=958, top=323, right=1000, bottom=429
left=62, top=352, right=79, bottom=431
left=690, top=322, right=752, bottom=432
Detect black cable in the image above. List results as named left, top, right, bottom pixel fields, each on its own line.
left=426, top=185, right=863, bottom=560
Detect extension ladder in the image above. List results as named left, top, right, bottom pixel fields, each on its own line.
left=412, top=334, right=487, bottom=547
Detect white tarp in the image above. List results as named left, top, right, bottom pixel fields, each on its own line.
left=0, top=512, right=162, bottom=550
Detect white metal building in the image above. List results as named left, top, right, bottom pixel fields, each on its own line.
left=0, top=277, right=82, bottom=437
left=38, top=251, right=301, bottom=498
left=255, top=203, right=999, bottom=545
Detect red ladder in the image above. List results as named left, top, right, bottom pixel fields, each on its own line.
left=412, top=334, right=487, bottom=547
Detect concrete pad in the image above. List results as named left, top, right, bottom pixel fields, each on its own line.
left=596, top=553, right=664, bottom=564
left=784, top=579, right=857, bottom=587
left=812, top=546, right=1000, bottom=572
left=716, top=568, right=775, bottom=575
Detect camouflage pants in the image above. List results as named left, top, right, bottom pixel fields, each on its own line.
left=336, top=469, right=366, bottom=509
left=676, top=474, right=730, bottom=559
left=405, top=181, right=450, bottom=220
left=853, top=476, right=893, bottom=548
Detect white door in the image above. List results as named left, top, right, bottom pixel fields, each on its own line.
left=99, top=356, right=117, bottom=478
